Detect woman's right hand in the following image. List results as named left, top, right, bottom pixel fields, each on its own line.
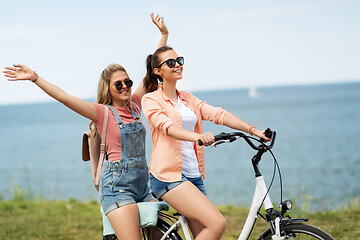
left=198, top=132, right=215, bottom=146
left=3, top=64, right=34, bottom=81
left=4, top=63, right=97, bottom=121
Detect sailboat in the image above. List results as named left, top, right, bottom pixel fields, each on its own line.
left=248, top=86, right=261, bottom=99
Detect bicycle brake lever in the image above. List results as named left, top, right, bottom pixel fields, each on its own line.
left=211, top=139, right=229, bottom=147
left=211, top=136, right=240, bottom=147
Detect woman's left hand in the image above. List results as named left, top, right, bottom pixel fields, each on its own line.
left=254, top=129, right=271, bottom=142
left=151, top=13, right=168, bottom=35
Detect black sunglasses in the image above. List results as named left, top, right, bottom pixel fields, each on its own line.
left=156, top=56, right=184, bottom=68
left=113, top=79, right=133, bottom=91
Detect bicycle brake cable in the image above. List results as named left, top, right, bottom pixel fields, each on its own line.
left=259, top=148, right=283, bottom=214
left=270, top=149, right=283, bottom=207
left=249, top=138, right=283, bottom=214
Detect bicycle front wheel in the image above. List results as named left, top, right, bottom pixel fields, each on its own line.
left=261, top=223, right=334, bottom=240
left=141, top=219, right=182, bottom=240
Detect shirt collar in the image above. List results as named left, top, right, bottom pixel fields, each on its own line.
left=158, top=85, right=186, bottom=102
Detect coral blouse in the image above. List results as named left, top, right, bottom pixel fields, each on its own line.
left=142, top=87, right=227, bottom=182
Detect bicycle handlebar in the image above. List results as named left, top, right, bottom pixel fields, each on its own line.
left=198, top=128, right=276, bottom=151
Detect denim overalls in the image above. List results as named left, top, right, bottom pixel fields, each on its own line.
left=100, top=105, right=152, bottom=215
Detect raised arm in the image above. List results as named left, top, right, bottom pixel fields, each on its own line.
left=134, top=13, right=169, bottom=101
left=151, top=13, right=169, bottom=49
left=3, top=64, right=97, bottom=121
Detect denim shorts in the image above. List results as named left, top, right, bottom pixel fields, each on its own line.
left=99, top=159, right=153, bottom=215
left=150, top=173, right=207, bottom=199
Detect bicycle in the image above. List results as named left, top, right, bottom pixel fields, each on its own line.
left=139, top=129, right=335, bottom=240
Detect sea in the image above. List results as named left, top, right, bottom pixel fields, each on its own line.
left=0, top=82, right=359, bottom=212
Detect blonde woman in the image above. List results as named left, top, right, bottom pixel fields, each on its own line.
left=3, top=14, right=168, bottom=240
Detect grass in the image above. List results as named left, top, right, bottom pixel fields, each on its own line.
left=218, top=201, right=359, bottom=240
left=0, top=199, right=102, bottom=240
left=0, top=198, right=359, bottom=240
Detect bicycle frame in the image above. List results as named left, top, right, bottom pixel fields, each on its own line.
left=157, top=131, right=288, bottom=240
left=157, top=173, right=275, bottom=240
left=156, top=130, right=334, bottom=240
left=159, top=215, right=191, bottom=240
left=157, top=164, right=275, bottom=240
left=238, top=175, right=273, bottom=240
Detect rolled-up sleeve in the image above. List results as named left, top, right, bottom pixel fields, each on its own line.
left=142, top=94, right=175, bottom=135
left=191, top=95, right=227, bottom=125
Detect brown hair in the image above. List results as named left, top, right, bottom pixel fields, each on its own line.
left=89, top=63, right=130, bottom=138
left=143, top=46, right=173, bottom=93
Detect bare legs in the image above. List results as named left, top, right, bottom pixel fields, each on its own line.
left=107, top=203, right=141, bottom=240
left=105, top=183, right=226, bottom=240
left=162, top=181, right=226, bottom=240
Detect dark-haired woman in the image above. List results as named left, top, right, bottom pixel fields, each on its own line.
left=3, top=14, right=168, bottom=240
left=141, top=46, right=270, bottom=240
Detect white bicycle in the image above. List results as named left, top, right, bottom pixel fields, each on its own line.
left=139, top=129, right=335, bottom=240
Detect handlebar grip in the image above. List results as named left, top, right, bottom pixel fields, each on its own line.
left=264, top=128, right=273, bottom=138
left=260, top=128, right=272, bottom=143
left=198, top=134, right=224, bottom=146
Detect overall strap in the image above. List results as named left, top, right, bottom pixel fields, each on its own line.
left=95, top=106, right=109, bottom=186
left=108, top=105, right=123, bottom=125
left=108, top=105, right=140, bottom=123
left=108, top=104, right=144, bottom=162
left=129, top=107, right=140, bottom=120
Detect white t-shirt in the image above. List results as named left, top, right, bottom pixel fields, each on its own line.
left=172, top=97, right=201, bottom=177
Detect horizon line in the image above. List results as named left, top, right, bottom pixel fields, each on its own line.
left=0, top=80, right=359, bottom=107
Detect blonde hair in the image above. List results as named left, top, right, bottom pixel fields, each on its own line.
left=89, top=63, right=132, bottom=138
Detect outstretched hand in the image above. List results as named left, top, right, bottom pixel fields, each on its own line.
left=151, top=13, right=168, bottom=35
left=3, top=64, right=33, bottom=81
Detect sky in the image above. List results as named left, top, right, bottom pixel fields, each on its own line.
left=0, top=0, right=359, bottom=105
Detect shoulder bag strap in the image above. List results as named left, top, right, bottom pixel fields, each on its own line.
left=95, top=106, right=109, bottom=185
